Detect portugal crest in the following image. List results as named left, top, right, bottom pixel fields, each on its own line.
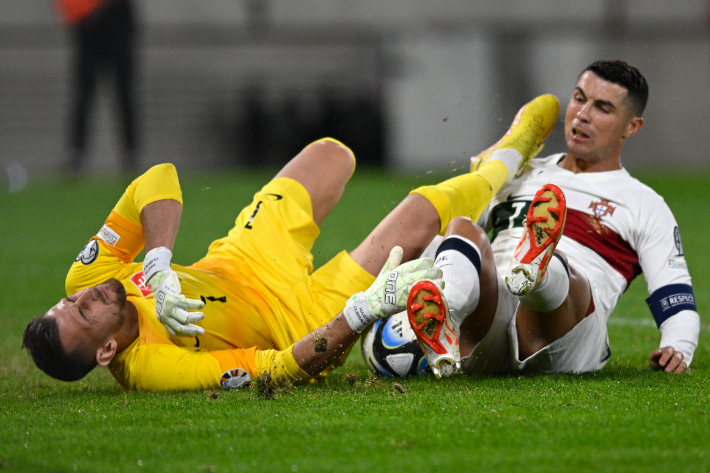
left=588, top=199, right=616, bottom=221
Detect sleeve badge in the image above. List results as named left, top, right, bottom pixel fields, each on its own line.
left=220, top=368, right=252, bottom=390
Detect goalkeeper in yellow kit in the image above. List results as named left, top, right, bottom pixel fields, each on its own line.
left=22, top=94, right=559, bottom=391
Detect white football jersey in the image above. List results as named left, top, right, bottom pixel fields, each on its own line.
left=478, top=153, right=695, bottom=325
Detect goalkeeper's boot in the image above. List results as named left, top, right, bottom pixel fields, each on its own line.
left=505, top=183, right=567, bottom=296
left=470, top=94, right=560, bottom=177
left=407, top=279, right=461, bottom=378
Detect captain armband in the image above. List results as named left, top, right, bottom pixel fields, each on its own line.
left=646, top=284, right=697, bottom=328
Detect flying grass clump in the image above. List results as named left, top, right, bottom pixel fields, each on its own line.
left=252, top=371, right=293, bottom=400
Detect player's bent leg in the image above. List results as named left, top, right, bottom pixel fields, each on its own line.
left=363, top=152, right=514, bottom=278
left=350, top=193, right=441, bottom=277
left=406, top=218, right=499, bottom=378
left=444, top=219, right=499, bottom=357
left=503, top=182, right=592, bottom=358
left=274, top=138, right=356, bottom=226
left=505, top=183, right=567, bottom=296
left=412, top=95, right=559, bottom=238
left=350, top=95, right=558, bottom=279
left=515, top=256, right=592, bottom=359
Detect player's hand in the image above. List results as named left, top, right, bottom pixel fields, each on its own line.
left=364, top=247, right=443, bottom=319
left=649, top=346, right=689, bottom=373
left=147, top=270, right=206, bottom=337
left=344, top=246, right=443, bottom=332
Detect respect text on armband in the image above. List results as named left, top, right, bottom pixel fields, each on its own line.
left=660, top=293, right=695, bottom=311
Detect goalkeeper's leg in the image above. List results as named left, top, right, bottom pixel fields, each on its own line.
left=274, top=137, right=356, bottom=226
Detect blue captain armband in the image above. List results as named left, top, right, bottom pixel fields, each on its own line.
left=646, top=284, right=697, bottom=328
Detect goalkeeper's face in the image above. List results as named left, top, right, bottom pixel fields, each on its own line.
left=45, top=278, right=129, bottom=362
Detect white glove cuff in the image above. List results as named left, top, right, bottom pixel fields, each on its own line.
left=143, top=247, right=173, bottom=284
left=344, top=293, right=375, bottom=333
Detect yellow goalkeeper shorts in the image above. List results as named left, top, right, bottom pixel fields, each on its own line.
left=197, top=177, right=374, bottom=349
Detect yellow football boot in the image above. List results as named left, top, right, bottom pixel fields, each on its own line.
left=470, top=94, right=559, bottom=175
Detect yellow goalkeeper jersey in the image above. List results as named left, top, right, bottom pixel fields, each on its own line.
left=65, top=163, right=374, bottom=391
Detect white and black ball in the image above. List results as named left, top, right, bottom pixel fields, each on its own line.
left=361, top=311, right=428, bottom=378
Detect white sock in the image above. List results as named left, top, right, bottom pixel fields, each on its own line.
left=520, top=255, right=569, bottom=312
left=434, top=235, right=481, bottom=328
left=489, top=149, right=523, bottom=183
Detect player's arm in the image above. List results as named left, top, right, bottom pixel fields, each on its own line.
left=294, top=246, right=443, bottom=377
left=125, top=166, right=205, bottom=337
left=291, top=313, right=359, bottom=378
left=140, top=198, right=206, bottom=337
left=141, top=199, right=181, bottom=253
left=66, top=164, right=183, bottom=294
left=638, top=201, right=699, bottom=373
left=115, top=342, right=259, bottom=391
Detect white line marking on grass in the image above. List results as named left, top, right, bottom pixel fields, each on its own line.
left=608, top=317, right=709, bottom=331
left=608, top=318, right=655, bottom=327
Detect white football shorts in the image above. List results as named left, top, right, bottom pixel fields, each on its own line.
left=461, top=272, right=611, bottom=375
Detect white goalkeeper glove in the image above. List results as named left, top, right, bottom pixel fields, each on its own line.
left=143, top=247, right=205, bottom=337
left=344, top=246, right=444, bottom=333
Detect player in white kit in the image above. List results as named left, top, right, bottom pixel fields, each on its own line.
left=407, top=60, right=699, bottom=377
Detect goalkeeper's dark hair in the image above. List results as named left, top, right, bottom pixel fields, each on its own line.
left=22, top=315, right=97, bottom=382
left=582, top=60, right=648, bottom=117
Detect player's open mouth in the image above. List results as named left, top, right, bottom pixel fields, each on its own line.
left=572, top=128, right=589, bottom=139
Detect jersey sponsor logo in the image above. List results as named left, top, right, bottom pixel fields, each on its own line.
left=660, top=293, right=694, bottom=311
left=129, top=271, right=153, bottom=297
left=97, top=225, right=120, bottom=246
left=75, top=240, right=99, bottom=265
left=668, top=257, right=687, bottom=270
left=673, top=226, right=684, bottom=256
left=263, top=193, right=283, bottom=200
left=588, top=199, right=616, bottom=221
left=220, top=368, right=252, bottom=390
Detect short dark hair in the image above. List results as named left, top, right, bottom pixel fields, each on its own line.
left=22, top=316, right=97, bottom=382
left=582, top=60, right=649, bottom=117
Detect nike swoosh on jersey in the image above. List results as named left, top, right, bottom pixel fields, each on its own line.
left=507, top=194, right=533, bottom=201
left=264, top=193, right=283, bottom=200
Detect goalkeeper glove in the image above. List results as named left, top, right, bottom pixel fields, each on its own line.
left=344, top=246, right=443, bottom=333
left=143, top=247, right=205, bottom=337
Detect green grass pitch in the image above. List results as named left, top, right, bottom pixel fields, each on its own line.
left=1, top=167, right=709, bottom=472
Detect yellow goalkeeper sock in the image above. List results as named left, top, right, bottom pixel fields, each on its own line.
left=412, top=160, right=508, bottom=235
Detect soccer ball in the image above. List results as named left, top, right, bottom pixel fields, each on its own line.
left=361, top=311, right=429, bottom=378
